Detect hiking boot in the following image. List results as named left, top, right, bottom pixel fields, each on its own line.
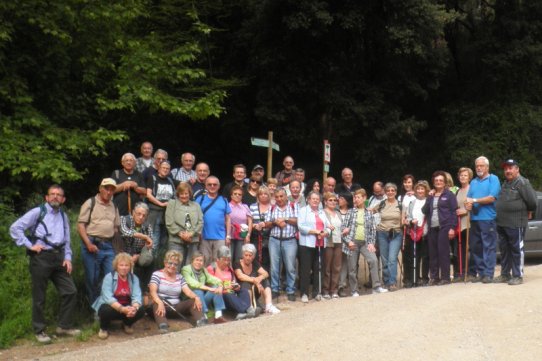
left=287, top=293, right=296, bottom=302
left=235, top=313, right=248, bottom=321
left=494, top=275, right=511, bottom=283
left=322, top=293, right=331, bottom=300
left=301, top=294, right=309, bottom=303
left=508, top=277, right=523, bottom=286
left=123, top=324, right=134, bottom=334
left=196, top=318, right=209, bottom=327
left=438, top=279, right=451, bottom=286
left=481, top=276, right=493, bottom=284
left=363, top=281, right=372, bottom=289
left=314, top=294, right=322, bottom=301
left=36, top=331, right=51, bottom=344
left=388, top=284, right=398, bottom=292
left=452, top=277, right=464, bottom=283
left=428, top=279, right=440, bottom=286
left=331, top=293, right=339, bottom=299
left=56, top=327, right=81, bottom=337
left=272, top=291, right=279, bottom=301
left=98, top=329, right=109, bottom=340
left=467, top=275, right=482, bottom=283
left=403, top=281, right=413, bottom=288
left=338, top=288, right=348, bottom=298
left=373, top=286, right=388, bottom=294
left=213, top=316, right=227, bottom=324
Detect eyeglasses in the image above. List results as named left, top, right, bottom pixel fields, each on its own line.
left=207, top=183, right=219, bottom=187
left=250, top=180, right=261, bottom=184
left=166, top=261, right=179, bottom=267
left=232, top=193, right=243, bottom=196
left=385, top=189, right=397, bottom=193
left=327, top=199, right=338, bottom=202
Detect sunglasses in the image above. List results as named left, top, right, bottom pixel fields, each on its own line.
left=167, top=261, right=179, bottom=267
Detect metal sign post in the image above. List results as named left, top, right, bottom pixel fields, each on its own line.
left=251, top=131, right=280, bottom=178
left=323, top=140, right=331, bottom=182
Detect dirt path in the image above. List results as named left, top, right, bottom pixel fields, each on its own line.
left=4, top=264, right=541, bottom=361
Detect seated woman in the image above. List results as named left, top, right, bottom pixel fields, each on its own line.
left=234, top=243, right=280, bottom=315
left=207, top=246, right=257, bottom=320
left=181, top=252, right=228, bottom=324
left=92, top=252, right=146, bottom=340
left=148, top=250, right=205, bottom=333
left=120, top=202, right=154, bottom=294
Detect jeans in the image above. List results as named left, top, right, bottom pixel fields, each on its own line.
left=193, top=289, right=226, bottom=314
left=468, top=220, right=497, bottom=278
left=497, top=226, right=525, bottom=278
left=223, top=288, right=251, bottom=313
left=148, top=208, right=166, bottom=251
left=268, top=237, right=298, bottom=294
left=168, top=242, right=199, bottom=269
left=82, top=239, right=115, bottom=304
left=377, top=230, right=402, bottom=286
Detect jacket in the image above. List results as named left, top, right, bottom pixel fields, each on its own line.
left=422, top=189, right=458, bottom=231
left=92, top=271, right=142, bottom=312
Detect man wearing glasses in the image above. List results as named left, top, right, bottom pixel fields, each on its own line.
left=275, top=156, right=295, bottom=187
left=197, top=176, right=232, bottom=265
left=10, top=185, right=81, bottom=343
left=142, top=149, right=169, bottom=183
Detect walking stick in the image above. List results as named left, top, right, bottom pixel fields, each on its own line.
left=316, top=246, right=322, bottom=301
left=161, top=297, right=195, bottom=326
left=413, top=224, right=417, bottom=286
left=250, top=285, right=258, bottom=308
left=127, top=189, right=132, bottom=214
left=464, top=212, right=470, bottom=283
left=457, top=216, right=463, bottom=278
left=257, top=232, right=263, bottom=264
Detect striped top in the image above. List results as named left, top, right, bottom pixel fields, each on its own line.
left=150, top=270, right=186, bottom=305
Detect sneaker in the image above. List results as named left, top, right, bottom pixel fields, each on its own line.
left=494, top=275, right=511, bottom=283
left=403, top=281, right=413, bottom=288
left=235, top=313, right=248, bottom=321
left=373, top=286, right=388, bottom=294
left=301, top=294, right=309, bottom=303
left=363, top=281, right=372, bottom=289
left=287, top=293, right=296, bottom=302
left=467, top=275, right=482, bottom=283
left=196, top=318, right=209, bottom=327
left=246, top=306, right=261, bottom=318
left=36, top=331, right=51, bottom=344
left=481, top=276, right=493, bottom=284
left=265, top=304, right=281, bottom=315
left=314, top=294, right=322, bottom=301
left=123, top=324, right=134, bottom=334
left=331, top=293, right=339, bottom=299
left=428, top=279, right=440, bottom=286
left=213, top=316, right=227, bottom=324
left=508, top=277, right=523, bottom=286
left=351, top=291, right=360, bottom=297
left=438, top=279, right=451, bottom=286
left=452, top=277, right=464, bottom=283
left=56, top=327, right=81, bottom=337
left=338, top=289, right=348, bottom=298
left=323, top=293, right=331, bottom=300
left=98, top=329, right=109, bottom=340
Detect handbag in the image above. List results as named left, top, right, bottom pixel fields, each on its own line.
left=138, top=246, right=153, bottom=267
left=409, top=218, right=426, bottom=242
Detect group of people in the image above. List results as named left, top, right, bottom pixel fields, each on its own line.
left=10, top=140, right=537, bottom=343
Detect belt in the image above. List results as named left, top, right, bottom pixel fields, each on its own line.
left=274, top=236, right=296, bottom=241
left=41, top=248, right=64, bottom=254
left=91, top=236, right=113, bottom=243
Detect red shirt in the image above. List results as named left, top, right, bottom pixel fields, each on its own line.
left=114, top=277, right=131, bottom=306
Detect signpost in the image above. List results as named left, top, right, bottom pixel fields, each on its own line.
left=251, top=131, right=280, bottom=177
left=323, top=140, right=331, bottom=182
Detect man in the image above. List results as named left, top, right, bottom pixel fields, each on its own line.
left=136, top=141, right=154, bottom=173
left=171, top=152, right=197, bottom=184
left=142, top=149, right=168, bottom=183
left=337, top=167, right=362, bottom=194
left=323, top=176, right=337, bottom=194
left=196, top=176, right=231, bottom=265
left=287, top=180, right=306, bottom=207
left=250, top=164, right=265, bottom=185
left=494, top=159, right=537, bottom=285
left=285, top=168, right=306, bottom=196
left=344, top=189, right=388, bottom=296
left=465, top=156, right=501, bottom=283
left=111, top=152, right=146, bottom=216
left=192, top=162, right=210, bottom=198
left=275, top=156, right=295, bottom=186
left=368, top=181, right=385, bottom=225
left=78, top=178, right=121, bottom=303
left=222, top=164, right=248, bottom=200
left=10, top=185, right=81, bottom=343
left=265, top=188, right=299, bottom=301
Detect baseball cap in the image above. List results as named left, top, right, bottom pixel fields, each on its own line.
left=501, top=159, right=519, bottom=168
left=252, top=164, right=264, bottom=171
left=100, top=178, right=117, bottom=188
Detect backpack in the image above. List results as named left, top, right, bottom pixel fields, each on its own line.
left=195, top=193, right=228, bottom=215
left=378, top=199, right=402, bottom=213
left=151, top=175, right=175, bottom=199
left=26, top=203, right=67, bottom=254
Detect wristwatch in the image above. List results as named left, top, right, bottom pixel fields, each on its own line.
left=473, top=198, right=477, bottom=203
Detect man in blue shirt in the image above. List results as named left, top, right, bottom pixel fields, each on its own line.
left=10, top=185, right=80, bottom=343
left=465, top=156, right=501, bottom=283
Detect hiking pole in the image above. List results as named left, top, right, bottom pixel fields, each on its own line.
left=127, top=189, right=132, bottom=215
left=251, top=285, right=258, bottom=308
left=161, top=297, right=195, bottom=326
left=413, top=224, right=417, bottom=286
left=464, top=212, right=470, bottom=283
left=316, top=246, right=322, bottom=301
left=457, top=216, right=463, bottom=278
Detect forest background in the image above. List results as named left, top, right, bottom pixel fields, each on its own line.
left=1, top=0, right=542, bottom=348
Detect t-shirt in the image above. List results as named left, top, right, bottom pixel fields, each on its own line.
left=354, top=209, right=365, bottom=241
left=233, top=259, right=262, bottom=278
left=467, top=174, right=501, bottom=221
left=229, top=202, right=252, bottom=240
left=150, top=270, right=186, bottom=305
left=114, top=277, right=131, bottom=306
left=146, top=175, right=176, bottom=210
left=111, top=169, right=145, bottom=216
left=377, top=201, right=402, bottom=232
left=197, top=195, right=231, bottom=240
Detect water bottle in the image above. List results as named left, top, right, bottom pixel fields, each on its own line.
left=185, top=214, right=192, bottom=230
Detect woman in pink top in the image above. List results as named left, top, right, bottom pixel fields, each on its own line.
left=229, top=185, right=253, bottom=264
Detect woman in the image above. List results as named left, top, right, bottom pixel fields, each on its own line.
left=242, top=177, right=261, bottom=205
left=374, top=183, right=403, bottom=291
left=423, top=171, right=458, bottom=285
left=165, top=182, right=203, bottom=267
left=229, top=185, right=253, bottom=263
left=146, top=160, right=176, bottom=255
left=92, top=253, right=145, bottom=340
left=297, top=191, right=330, bottom=302
left=207, top=246, right=257, bottom=320
left=149, top=250, right=205, bottom=333
left=304, top=178, right=321, bottom=199
left=120, top=202, right=154, bottom=294
left=399, top=174, right=416, bottom=213
left=266, top=178, right=278, bottom=204
left=338, top=192, right=354, bottom=297
left=234, top=243, right=280, bottom=315
left=403, top=181, right=430, bottom=287
left=250, top=186, right=273, bottom=271
left=322, top=192, right=343, bottom=299
left=453, top=167, right=473, bottom=281
left=181, top=252, right=228, bottom=324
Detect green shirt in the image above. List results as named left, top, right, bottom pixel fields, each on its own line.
left=355, top=209, right=365, bottom=241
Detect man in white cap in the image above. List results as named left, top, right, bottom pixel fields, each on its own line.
left=77, top=178, right=121, bottom=303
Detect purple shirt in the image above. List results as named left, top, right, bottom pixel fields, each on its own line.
left=9, top=203, right=72, bottom=261
left=229, top=201, right=252, bottom=239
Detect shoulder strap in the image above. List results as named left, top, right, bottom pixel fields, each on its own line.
left=378, top=200, right=386, bottom=212
left=88, top=197, right=96, bottom=224
left=201, top=195, right=220, bottom=215
left=115, top=169, right=120, bottom=179
left=152, top=175, right=157, bottom=196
